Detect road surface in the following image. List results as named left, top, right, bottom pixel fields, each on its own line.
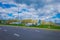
left=0, top=26, right=60, bottom=40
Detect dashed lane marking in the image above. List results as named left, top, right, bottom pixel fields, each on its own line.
left=14, top=33, right=20, bottom=37
left=35, top=30, right=40, bottom=32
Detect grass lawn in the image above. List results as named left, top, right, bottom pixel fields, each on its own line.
left=38, top=25, right=60, bottom=29
left=0, top=24, right=60, bottom=29
left=27, top=25, right=60, bottom=29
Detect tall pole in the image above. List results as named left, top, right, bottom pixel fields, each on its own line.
left=17, top=4, right=19, bottom=26
left=17, top=4, right=20, bottom=26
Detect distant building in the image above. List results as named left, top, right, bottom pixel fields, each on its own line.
left=37, top=20, right=41, bottom=25
left=55, top=19, right=60, bottom=23
left=55, top=19, right=60, bottom=25
left=10, top=22, right=21, bottom=24
left=41, top=20, right=54, bottom=25
left=21, top=19, right=39, bottom=26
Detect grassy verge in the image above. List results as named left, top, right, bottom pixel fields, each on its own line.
left=38, top=25, right=60, bottom=29
left=0, top=24, right=60, bottom=30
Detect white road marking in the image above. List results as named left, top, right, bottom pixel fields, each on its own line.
left=0, top=28, right=2, bottom=30
left=35, top=30, right=40, bottom=32
left=14, top=33, right=20, bottom=37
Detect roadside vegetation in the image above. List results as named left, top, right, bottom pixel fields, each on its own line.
left=0, top=20, right=60, bottom=29
left=0, top=24, right=60, bottom=29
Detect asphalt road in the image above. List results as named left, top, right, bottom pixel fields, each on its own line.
left=0, top=26, right=60, bottom=40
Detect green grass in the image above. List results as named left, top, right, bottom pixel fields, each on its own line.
left=0, top=24, right=25, bottom=26
left=0, top=24, right=60, bottom=29
left=26, top=25, right=60, bottom=29
left=38, top=25, right=60, bottom=29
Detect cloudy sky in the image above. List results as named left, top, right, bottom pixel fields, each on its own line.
left=0, top=0, right=60, bottom=22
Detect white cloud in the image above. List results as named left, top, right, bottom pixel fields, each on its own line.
left=0, top=0, right=60, bottom=23
left=0, top=0, right=16, bottom=4
left=37, top=3, right=60, bottom=20
left=0, top=7, right=18, bottom=13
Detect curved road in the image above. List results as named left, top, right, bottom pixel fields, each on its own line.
left=0, top=26, right=60, bottom=40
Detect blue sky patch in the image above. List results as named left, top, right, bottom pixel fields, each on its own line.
left=22, top=8, right=29, bottom=12
left=7, top=13, right=13, bottom=17
left=0, top=2, right=17, bottom=8
left=56, top=13, right=60, bottom=18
